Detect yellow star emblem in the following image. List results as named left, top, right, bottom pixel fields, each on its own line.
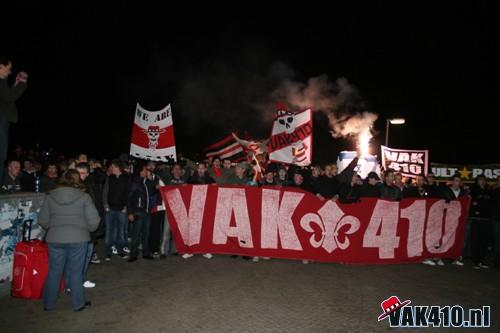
left=458, top=167, right=471, bottom=180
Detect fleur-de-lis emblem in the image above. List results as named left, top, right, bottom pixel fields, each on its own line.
left=300, top=200, right=360, bottom=253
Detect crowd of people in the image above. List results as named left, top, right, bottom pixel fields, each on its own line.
left=2, top=146, right=500, bottom=269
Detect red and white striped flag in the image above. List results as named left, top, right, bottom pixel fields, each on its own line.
left=204, top=134, right=246, bottom=162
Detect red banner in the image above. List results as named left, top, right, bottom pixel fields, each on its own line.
left=160, top=185, right=470, bottom=264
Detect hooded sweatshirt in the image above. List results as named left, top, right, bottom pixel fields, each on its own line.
left=38, top=187, right=100, bottom=243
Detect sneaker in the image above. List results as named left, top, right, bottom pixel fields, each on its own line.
left=83, top=280, right=96, bottom=288
left=152, top=252, right=160, bottom=258
left=90, top=253, right=101, bottom=264
left=112, top=246, right=118, bottom=255
left=123, top=247, right=131, bottom=254
left=436, top=259, right=445, bottom=266
left=473, top=264, right=481, bottom=270
left=302, top=259, right=310, bottom=264
left=182, top=253, right=194, bottom=259
left=119, top=254, right=129, bottom=260
left=105, top=256, right=111, bottom=262
left=252, top=256, right=260, bottom=262
left=452, top=259, right=464, bottom=266
left=202, top=253, right=213, bottom=259
left=478, top=263, right=489, bottom=269
left=422, top=259, right=436, bottom=266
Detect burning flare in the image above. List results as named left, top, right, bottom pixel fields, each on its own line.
left=358, top=130, right=371, bottom=157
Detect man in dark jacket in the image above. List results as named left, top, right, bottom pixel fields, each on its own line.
left=469, top=175, right=491, bottom=269
left=0, top=56, right=27, bottom=182
left=185, top=162, right=215, bottom=260
left=314, top=164, right=340, bottom=200
left=288, top=170, right=310, bottom=191
left=74, top=162, right=103, bottom=288
left=338, top=173, right=362, bottom=203
left=380, top=170, right=402, bottom=201
left=102, top=160, right=129, bottom=260
left=425, top=172, right=441, bottom=197
left=433, top=174, right=468, bottom=266
left=127, top=163, right=154, bottom=262
left=403, top=174, right=431, bottom=198
left=441, top=174, right=468, bottom=201
left=1, top=159, right=21, bottom=192
left=490, top=177, right=500, bottom=268
left=360, top=172, right=381, bottom=198
left=39, top=162, right=59, bottom=193
left=188, top=162, right=215, bottom=185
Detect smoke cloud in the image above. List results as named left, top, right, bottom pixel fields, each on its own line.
left=265, top=75, right=378, bottom=141
left=179, top=59, right=377, bottom=145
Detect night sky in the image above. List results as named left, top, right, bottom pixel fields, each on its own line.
left=3, top=2, right=499, bottom=164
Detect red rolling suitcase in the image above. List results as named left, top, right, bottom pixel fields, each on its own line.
left=11, top=219, right=49, bottom=299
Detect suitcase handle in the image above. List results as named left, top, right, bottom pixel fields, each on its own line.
left=22, top=219, right=33, bottom=242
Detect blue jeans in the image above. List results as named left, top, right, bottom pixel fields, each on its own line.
left=0, top=117, right=9, bottom=182
left=105, top=210, right=128, bottom=256
left=130, top=211, right=151, bottom=258
left=64, top=242, right=93, bottom=286
left=43, top=242, right=87, bottom=310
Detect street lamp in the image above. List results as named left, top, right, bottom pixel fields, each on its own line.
left=385, top=118, right=406, bottom=147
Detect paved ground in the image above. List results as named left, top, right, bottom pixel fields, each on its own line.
left=0, top=253, right=499, bottom=333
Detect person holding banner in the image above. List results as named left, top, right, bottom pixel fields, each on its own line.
left=184, top=162, right=215, bottom=260
left=226, top=162, right=252, bottom=186
left=424, top=172, right=441, bottom=198
left=429, top=174, right=468, bottom=267
left=314, top=164, right=340, bottom=201
left=380, top=170, right=402, bottom=201
left=159, top=163, right=187, bottom=258
left=403, top=175, right=430, bottom=198
left=360, top=172, right=381, bottom=198
left=338, top=173, right=362, bottom=203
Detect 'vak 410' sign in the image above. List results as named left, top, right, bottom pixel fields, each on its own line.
left=381, top=146, right=429, bottom=178
left=160, top=185, right=469, bottom=264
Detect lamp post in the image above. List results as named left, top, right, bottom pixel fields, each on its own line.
left=385, top=118, right=405, bottom=147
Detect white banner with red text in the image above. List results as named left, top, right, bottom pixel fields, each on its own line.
left=160, top=185, right=469, bottom=264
